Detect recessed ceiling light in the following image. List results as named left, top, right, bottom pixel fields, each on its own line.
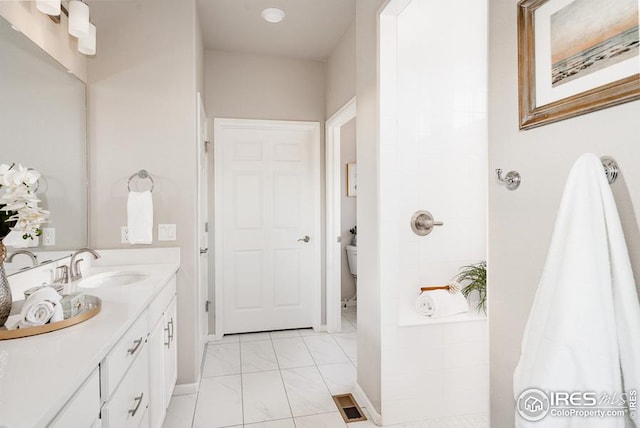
left=261, top=8, right=285, bottom=24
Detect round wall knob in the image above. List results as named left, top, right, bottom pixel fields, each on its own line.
left=410, top=210, right=444, bottom=236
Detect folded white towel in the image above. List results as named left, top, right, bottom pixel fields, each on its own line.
left=513, top=154, right=640, bottom=428
left=18, top=287, right=63, bottom=328
left=127, top=191, right=153, bottom=245
left=415, top=290, right=468, bottom=318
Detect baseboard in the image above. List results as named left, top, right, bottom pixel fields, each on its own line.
left=354, top=383, right=383, bottom=426
left=173, top=382, right=199, bottom=396
left=208, top=333, right=222, bottom=342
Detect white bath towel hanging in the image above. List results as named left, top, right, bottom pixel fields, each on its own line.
left=127, top=190, right=153, bottom=245
left=513, top=154, right=640, bottom=428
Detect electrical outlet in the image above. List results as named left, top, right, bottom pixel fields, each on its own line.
left=158, top=224, right=177, bottom=241
left=42, top=227, right=55, bottom=246
left=121, top=226, right=129, bottom=244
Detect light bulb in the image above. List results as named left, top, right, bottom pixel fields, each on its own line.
left=36, top=0, right=61, bottom=16
left=68, top=0, right=90, bottom=39
left=78, top=23, right=96, bottom=55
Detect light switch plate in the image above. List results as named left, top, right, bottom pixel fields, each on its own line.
left=42, top=227, right=55, bottom=246
left=158, top=224, right=176, bottom=241
left=121, top=226, right=129, bottom=244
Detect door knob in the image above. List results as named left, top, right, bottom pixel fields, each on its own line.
left=297, top=236, right=311, bottom=243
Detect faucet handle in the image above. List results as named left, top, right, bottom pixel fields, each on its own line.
left=54, top=265, right=69, bottom=284
left=71, top=258, right=85, bottom=281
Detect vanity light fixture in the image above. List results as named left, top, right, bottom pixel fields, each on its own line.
left=261, top=8, right=286, bottom=24
left=78, top=23, right=96, bottom=55
left=36, top=0, right=61, bottom=17
left=35, top=0, right=97, bottom=56
left=68, top=0, right=90, bottom=39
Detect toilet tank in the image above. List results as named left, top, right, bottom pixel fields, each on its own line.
left=345, top=245, right=357, bottom=276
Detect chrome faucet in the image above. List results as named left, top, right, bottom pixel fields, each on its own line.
left=6, top=250, right=38, bottom=266
left=69, top=248, right=101, bottom=281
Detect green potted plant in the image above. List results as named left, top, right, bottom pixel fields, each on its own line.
left=453, top=261, right=487, bottom=314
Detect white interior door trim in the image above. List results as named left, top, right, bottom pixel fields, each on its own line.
left=214, top=118, right=322, bottom=338
left=325, top=98, right=357, bottom=333
left=196, top=92, right=209, bottom=354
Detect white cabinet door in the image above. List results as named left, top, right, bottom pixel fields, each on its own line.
left=216, top=119, right=321, bottom=334
left=147, top=317, right=166, bottom=428
left=48, top=369, right=100, bottom=428
left=163, top=297, right=177, bottom=407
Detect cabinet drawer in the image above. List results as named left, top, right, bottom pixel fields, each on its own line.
left=48, top=369, right=100, bottom=428
left=101, top=310, right=148, bottom=398
left=147, top=277, right=176, bottom=328
left=102, top=346, right=149, bottom=428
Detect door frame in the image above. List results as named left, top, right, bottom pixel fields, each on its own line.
left=196, top=92, right=209, bottom=355
left=325, top=97, right=357, bottom=333
left=213, top=118, right=322, bottom=339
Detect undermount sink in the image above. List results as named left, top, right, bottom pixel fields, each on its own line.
left=78, top=271, right=150, bottom=288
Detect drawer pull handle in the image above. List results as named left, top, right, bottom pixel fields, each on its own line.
left=128, top=393, right=144, bottom=417
left=169, top=318, right=175, bottom=342
left=164, top=326, right=171, bottom=348
left=127, top=338, right=143, bottom=355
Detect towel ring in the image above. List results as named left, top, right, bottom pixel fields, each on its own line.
left=127, top=170, right=155, bottom=192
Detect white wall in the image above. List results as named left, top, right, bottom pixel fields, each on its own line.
left=204, top=50, right=326, bottom=121
left=0, top=0, right=87, bottom=81
left=377, top=0, right=488, bottom=424
left=326, top=21, right=356, bottom=118
left=488, top=0, right=640, bottom=426
left=355, top=0, right=385, bottom=414
left=340, top=118, right=357, bottom=300
left=87, top=0, right=202, bottom=386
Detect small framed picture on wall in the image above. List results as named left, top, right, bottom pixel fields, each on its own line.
left=347, top=163, right=357, bottom=197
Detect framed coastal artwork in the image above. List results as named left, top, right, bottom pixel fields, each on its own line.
left=518, top=0, right=640, bottom=129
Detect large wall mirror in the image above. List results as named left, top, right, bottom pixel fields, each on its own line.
left=0, top=16, right=87, bottom=272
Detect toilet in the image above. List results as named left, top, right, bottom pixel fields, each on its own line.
left=346, top=245, right=357, bottom=278
left=344, top=245, right=357, bottom=307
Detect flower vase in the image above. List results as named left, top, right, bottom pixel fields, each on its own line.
left=0, top=241, right=11, bottom=327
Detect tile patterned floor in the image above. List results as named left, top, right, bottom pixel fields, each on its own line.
left=162, top=308, right=487, bottom=428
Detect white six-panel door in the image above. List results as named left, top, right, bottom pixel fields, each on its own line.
left=214, top=119, right=321, bottom=334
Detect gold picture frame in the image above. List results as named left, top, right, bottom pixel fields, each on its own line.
left=518, top=0, right=640, bottom=130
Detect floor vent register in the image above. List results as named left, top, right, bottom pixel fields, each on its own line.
left=332, top=393, right=367, bottom=423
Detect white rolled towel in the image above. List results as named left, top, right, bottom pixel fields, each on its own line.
left=415, top=290, right=469, bottom=319
left=18, top=287, right=63, bottom=328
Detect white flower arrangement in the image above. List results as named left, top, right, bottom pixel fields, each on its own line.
left=0, top=163, right=50, bottom=240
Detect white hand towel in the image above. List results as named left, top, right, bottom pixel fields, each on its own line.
left=127, top=191, right=153, bottom=245
left=415, top=290, right=468, bottom=318
left=513, top=154, right=640, bottom=428
left=18, top=287, right=63, bottom=328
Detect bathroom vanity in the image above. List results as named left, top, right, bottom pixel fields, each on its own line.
left=0, top=249, right=180, bottom=428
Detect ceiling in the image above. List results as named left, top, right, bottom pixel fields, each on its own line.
left=196, top=0, right=356, bottom=61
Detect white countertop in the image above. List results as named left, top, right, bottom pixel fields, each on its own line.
left=0, top=262, right=180, bottom=428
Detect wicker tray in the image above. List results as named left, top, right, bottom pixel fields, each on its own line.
left=0, top=295, right=101, bottom=340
